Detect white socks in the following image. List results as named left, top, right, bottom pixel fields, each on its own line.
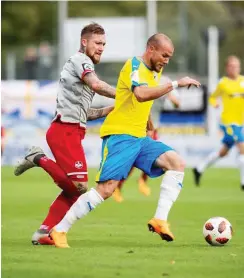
left=154, top=170, right=184, bottom=221
left=196, top=151, right=219, bottom=173
left=55, top=188, right=104, bottom=233
left=239, top=155, right=244, bottom=185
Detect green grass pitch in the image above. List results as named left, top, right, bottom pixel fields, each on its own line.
left=2, top=166, right=244, bottom=278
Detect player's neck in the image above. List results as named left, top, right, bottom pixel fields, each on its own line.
left=227, top=75, right=239, bottom=81
left=79, top=46, right=86, bottom=54
left=141, top=54, right=152, bottom=71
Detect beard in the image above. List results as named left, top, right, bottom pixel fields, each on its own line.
left=84, top=48, right=100, bottom=64
left=90, top=54, right=101, bottom=64
left=150, top=58, right=160, bottom=72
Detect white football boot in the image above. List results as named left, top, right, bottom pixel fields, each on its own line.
left=32, top=229, right=54, bottom=246
left=14, top=146, right=45, bottom=176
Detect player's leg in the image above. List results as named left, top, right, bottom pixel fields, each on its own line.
left=14, top=123, right=83, bottom=245
left=113, top=181, right=125, bottom=203
left=193, top=145, right=230, bottom=186
left=138, top=171, right=150, bottom=196
left=113, top=167, right=134, bottom=203
left=1, top=126, right=5, bottom=155
left=237, top=142, right=244, bottom=190
left=234, top=125, right=244, bottom=190
left=50, top=135, right=139, bottom=247
left=31, top=122, right=88, bottom=245
left=32, top=192, right=79, bottom=245
left=193, top=125, right=233, bottom=186
left=135, top=137, right=185, bottom=241
left=14, top=122, right=83, bottom=196
left=138, top=129, right=159, bottom=196
left=51, top=180, right=119, bottom=248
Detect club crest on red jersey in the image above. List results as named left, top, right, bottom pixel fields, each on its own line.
left=75, top=161, right=83, bottom=169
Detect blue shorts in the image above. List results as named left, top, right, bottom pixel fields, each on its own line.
left=220, top=124, right=244, bottom=148
left=96, top=134, right=173, bottom=182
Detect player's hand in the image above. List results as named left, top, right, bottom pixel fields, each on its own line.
left=147, top=129, right=154, bottom=138
left=177, top=77, right=201, bottom=88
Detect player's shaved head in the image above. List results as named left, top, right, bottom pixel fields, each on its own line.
left=143, top=33, right=174, bottom=73
left=225, top=55, right=241, bottom=79
left=146, top=33, right=174, bottom=50
left=225, top=55, right=240, bottom=66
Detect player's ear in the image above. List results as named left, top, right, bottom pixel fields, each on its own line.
left=149, top=44, right=155, bottom=53
left=81, top=38, right=87, bottom=48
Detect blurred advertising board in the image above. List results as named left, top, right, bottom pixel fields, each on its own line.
left=1, top=81, right=237, bottom=167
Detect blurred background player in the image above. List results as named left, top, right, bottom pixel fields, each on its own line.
left=193, top=56, right=244, bottom=190
left=14, top=23, right=116, bottom=245
left=50, top=33, right=201, bottom=248
left=112, top=78, right=180, bottom=203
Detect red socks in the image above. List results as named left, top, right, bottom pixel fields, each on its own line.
left=40, top=192, right=79, bottom=232
left=39, top=156, right=80, bottom=196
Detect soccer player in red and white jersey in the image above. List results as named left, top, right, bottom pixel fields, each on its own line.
left=14, top=23, right=116, bottom=245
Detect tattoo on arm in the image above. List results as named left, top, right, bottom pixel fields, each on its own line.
left=83, top=72, right=115, bottom=99
left=87, top=106, right=114, bottom=121
left=87, top=108, right=103, bottom=121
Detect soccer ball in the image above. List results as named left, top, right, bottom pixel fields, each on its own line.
left=203, top=217, right=233, bottom=246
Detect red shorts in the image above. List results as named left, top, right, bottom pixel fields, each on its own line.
left=46, top=121, right=88, bottom=182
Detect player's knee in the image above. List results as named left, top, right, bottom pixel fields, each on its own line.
left=219, top=151, right=227, bottom=157
left=173, top=156, right=185, bottom=172
left=96, top=180, right=118, bottom=200
left=219, top=146, right=229, bottom=157
left=98, top=185, right=113, bottom=199
left=72, top=181, right=88, bottom=194
left=163, top=151, right=185, bottom=172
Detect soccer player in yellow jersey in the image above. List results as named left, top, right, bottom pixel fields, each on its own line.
left=112, top=88, right=180, bottom=203
left=50, top=33, right=201, bottom=248
left=193, top=56, right=244, bottom=190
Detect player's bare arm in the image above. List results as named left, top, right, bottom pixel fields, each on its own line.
left=146, top=114, right=156, bottom=138
left=146, top=114, right=155, bottom=132
left=168, top=93, right=180, bottom=108
left=134, top=77, right=201, bottom=102
left=87, top=106, right=114, bottom=121
left=83, top=72, right=115, bottom=99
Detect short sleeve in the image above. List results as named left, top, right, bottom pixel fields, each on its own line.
left=130, top=57, right=148, bottom=92
left=72, top=54, right=95, bottom=80
left=120, top=57, right=148, bottom=92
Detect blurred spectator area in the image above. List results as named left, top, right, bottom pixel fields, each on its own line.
left=2, top=42, right=56, bottom=81
left=1, top=1, right=244, bottom=81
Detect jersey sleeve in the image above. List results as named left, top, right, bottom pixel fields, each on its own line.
left=119, top=58, right=148, bottom=92
left=72, top=55, right=95, bottom=80
left=209, top=80, right=223, bottom=107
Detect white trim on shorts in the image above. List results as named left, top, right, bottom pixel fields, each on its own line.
left=67, top=172, right=88, bottom=176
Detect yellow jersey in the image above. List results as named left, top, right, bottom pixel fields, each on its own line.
left=209, top=75, right=244, bottom=125
left=100, top=57, right=162, bottom=138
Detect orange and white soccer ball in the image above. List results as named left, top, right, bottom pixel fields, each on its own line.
left=203, top=217, right=233, bottom=246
